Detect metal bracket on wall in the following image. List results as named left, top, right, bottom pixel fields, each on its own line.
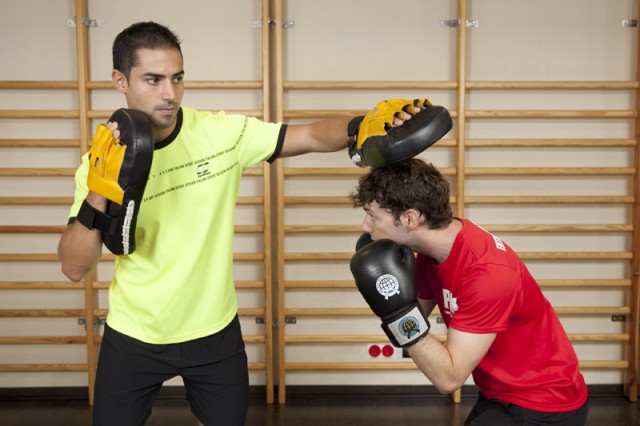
left=255, top=316, right=297, bottom=326
left=622, top=19, right=638, bottom=27
left=67, top=17, right=105, bottom=28
left=252, top=19, right=295, bottom=29
left=440, top=18, right=479, bottom=29
left=255, top=316, right=273, bottom=327
left=77, top=317, right=106, bottom=328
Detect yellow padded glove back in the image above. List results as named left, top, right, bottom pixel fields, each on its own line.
left=356, top=99, right=432, bottom=149
left=87, top=124, right=127, bottom=204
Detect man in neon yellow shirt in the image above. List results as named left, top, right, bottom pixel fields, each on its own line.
left=58, top=22, right=420, bottom=426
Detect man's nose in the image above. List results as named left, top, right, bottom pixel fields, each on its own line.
left=361, top=217, right=371, bottom=233
left=162, top=81, right=175, bottom=100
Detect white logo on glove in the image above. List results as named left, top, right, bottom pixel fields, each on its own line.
left=376, top=274, right=400, bottom=300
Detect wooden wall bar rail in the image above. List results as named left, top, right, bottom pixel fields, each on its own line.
left=282, top=333, right=629, bottom=344
left=466, top=110, right=636, bottom=119
left=281, top=109, right=634, bottom=120
left=0, top=111, right=79, bottom=119
left=0, top=195, right=263, bottom=206
left=282, top=307, right=631, bottom=317
left=281, top=251, right=632, bottom=261
left=283, top=224, right=633, bottom=233
left=465, top=138, right=636, bottom=147
left=85, top=80, right=263, bottom=90
left=282, top=80, right=638, bottom=90
left=0, top=282, right=83, bottom=289
left=282, top=279, right=631, bottom=289
left=0, top=81, right=78, bottom=89
left=282, top=195, right=634, bottom=205
left=0, top=336, right=86, bottom=344
left=281, top=166, right=635, bottom=177
left=283, top=360, right=629, bottom=371
left=0, top=139, right=80, bottom=147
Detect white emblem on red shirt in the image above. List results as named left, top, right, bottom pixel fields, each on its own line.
left=443, top=289, right=458, bottom=317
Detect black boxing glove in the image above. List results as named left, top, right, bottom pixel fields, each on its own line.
left=355, top=232, right=374, bottom=252
left=350, top=237, right=430, bottom=347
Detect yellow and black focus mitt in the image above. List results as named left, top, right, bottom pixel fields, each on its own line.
left=76, top=108, right=154, bottom=255
left=347, top=99, right=452, bottom=168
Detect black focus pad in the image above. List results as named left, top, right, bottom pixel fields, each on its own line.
left=357, top=105, right=452, bottom=168
left=101, top=108, right=153, bottom=255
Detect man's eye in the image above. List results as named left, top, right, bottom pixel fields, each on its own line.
left=147, top=78, right=158, bottom=84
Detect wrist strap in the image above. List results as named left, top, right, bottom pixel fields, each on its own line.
left=347, top=115, right=365, bottom=154
left=381, top=304, right=430, bottom=348
left=76, top=199, right=116, bottom=234
left=348, top=115, right=364, bottom=139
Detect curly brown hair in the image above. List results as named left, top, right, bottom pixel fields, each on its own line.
left=351, top=159, right=453, bottom=229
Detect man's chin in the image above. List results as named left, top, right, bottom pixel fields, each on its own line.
left=150, top=112, right=177, bottom=129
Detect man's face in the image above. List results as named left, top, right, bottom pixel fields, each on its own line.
left=113, top=47, right=185, bottom=141
left=362, top=201, right=406, bottom=242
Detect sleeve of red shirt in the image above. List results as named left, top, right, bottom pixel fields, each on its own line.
left=449, top=264, right=522, bottom=334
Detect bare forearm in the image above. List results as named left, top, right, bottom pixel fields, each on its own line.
left=407, top=334, right=465, bottom=394
left=57, top=193, right=106, bottom=281
left=306, top=117, right=352, bottom=152
left=280, top=117, right=352, bottom=157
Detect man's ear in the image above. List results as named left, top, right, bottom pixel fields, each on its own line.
left=403, top=209, right=424, bottom=229
left=112, top=70, right=127, bottom=94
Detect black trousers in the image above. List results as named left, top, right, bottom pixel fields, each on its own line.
left=465, top=393, right=589, bottom=426
left=93, top=316, right=248, bottom=426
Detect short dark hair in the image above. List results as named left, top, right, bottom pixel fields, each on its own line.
left=112, top=21, right=182, bottom=78
left=351, top=159, right=453, bottom=229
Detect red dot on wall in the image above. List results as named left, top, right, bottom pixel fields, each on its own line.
left=368, top=344, right=381, bottom=357
left=381, top=344, right=395, bottom=357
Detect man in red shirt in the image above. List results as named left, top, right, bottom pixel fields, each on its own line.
left=350, top=158, right=588, bottom=425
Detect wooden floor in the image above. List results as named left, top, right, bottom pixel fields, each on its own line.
left=1, top=388, right=638, bottom=425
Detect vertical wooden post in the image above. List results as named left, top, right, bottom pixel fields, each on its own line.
left=74, top=0, right=99, bottom=405
left=261, top=0, right=275, bottom=405
left=273, top=0, right=287, bottom=405
left=455, top=0, right=467, bottom=219
left=626, top=18, right=640, bottom=402
left=451, top=0, right=468, bottom=405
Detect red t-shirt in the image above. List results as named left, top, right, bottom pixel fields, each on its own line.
left=416, top=218, right=588, bottom=412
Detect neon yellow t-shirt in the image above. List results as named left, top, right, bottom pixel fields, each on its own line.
left=69, top=106, right=283, bottom=343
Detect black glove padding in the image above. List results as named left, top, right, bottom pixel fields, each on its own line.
left=355, top=232, right=374, bottom=252
left=350, top=238, right=430, bottom=347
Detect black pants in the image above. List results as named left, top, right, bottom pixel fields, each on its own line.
left=465, top=393, right=589, bottom=425
left=93, top=316, right=248, bottom=426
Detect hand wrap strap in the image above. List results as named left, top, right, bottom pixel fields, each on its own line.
left=76, top=200, right=117, bottom=234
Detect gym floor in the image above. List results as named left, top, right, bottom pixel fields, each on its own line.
left=1, top=388, right=638, bottom=425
